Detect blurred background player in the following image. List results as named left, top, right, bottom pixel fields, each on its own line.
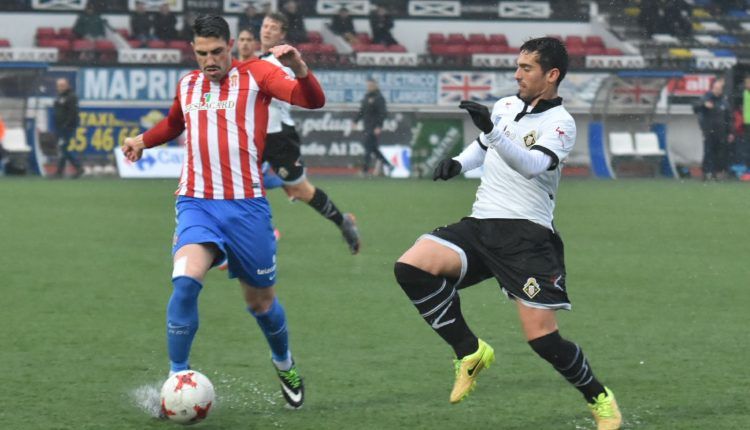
left=121, top=15, right=326, bottom=410
left=354, top=77, right=392, bottom=177
left=53, top=78, right=83, bottom=179
left=394, top=38, right=622, bottom=430
left=258, top=12, right=361, bottom=254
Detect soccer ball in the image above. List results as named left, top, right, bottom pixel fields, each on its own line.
left=160, top=370, right=215, bottom=425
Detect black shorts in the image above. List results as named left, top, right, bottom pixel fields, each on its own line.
left=264, top=124, right=305, bottom=183
left=424, top=217, right=570, bottom=310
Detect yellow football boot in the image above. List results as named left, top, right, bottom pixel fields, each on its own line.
left=449, top=339, right=495, bottom=404
left=588, top=387, right=622, bottom=430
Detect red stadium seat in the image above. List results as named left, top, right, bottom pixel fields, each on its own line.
left=488, top=34, right=508, bottom=46
left=430, top=43, right=450, bottom=55
left=297, top=42, right=319, bottom=54
left=427, top=33, right=445, bottom=45
left=0, top=39, right=10, bottom=47
left=307, top=31, right=323, bottom=44
left=57, top=28, right=74, bottom=39
left=95, top=39, right=116, bottom=63
left=567, top=45, right=586, bottom=57
left=387, top=44, right=407, bottom=52
left=37, top=27, right=56, bottom=40
left=468, top=34, right=488, bottom=45
left=365, top=43, right=387, bottom=52
left=128, top=39, right=143, bottom=48
left=447, top=33, right=466, bottom=45
left=72, top=39, right=95, bottom=61
left=606, top=48, right=623, bottom=55
left=116, top=28, right=130, bottom=39
left=486, top=44, right=510, bottom=54
left=46, top=38, right=71, bottom=61
left=566, top=35, right=584, bottom=47
left=167, top=40, right=190, bottom=51
left=147, top=40, right=167, bottom=49
left=585, top=46, right=606, bottom=56
left=355, top=32, right=371, bottom=44
left=72, top=39, right=95, bottom=51
left=585, top=35, right=605, bottom=48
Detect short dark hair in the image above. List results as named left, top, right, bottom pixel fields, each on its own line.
left=192, top=15, right=231, bottom=42
left=265, top=12, right=289, bottom=33
left=519, top=37, right=568, bottom=86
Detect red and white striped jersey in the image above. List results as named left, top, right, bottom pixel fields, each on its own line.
left=144, top=58, right=325, bottom=199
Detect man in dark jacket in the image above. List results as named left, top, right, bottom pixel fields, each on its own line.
left=153, top=3, right=178, bottom=41
left=130, top=1, right=152, bottom=45
left=355, top=78, right=392, bottom=175
left=54, top=78, right=82, bottom=178
left=369, top=5, right=397, bottom=46
left=694, top=77, right=733, bottom=180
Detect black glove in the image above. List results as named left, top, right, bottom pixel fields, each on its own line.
left=459, top=100, right=493, bottom=134
left=433, top=159, right=462, bottom=181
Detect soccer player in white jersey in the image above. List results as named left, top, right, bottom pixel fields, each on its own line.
left=121, top=15, right=325, bottom=410
left=254, top=12, right=361, bottom=255
left=393, top=37, right=622, bottom=429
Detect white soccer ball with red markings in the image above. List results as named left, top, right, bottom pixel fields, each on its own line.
left=160, top=370, right=215, bottom=425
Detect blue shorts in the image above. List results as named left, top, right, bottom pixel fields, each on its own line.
left=173, top=196, right=276, bottom=287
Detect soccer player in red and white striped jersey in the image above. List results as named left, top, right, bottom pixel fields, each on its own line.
left=121, top=15, right=323, bottom=410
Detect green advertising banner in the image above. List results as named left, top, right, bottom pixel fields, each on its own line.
left=410, top=118, right=464, bottom=178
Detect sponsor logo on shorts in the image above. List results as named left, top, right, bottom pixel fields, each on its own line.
left=523, top=277, right=541, bottom=299
left=257, top=264, right=276, bottom=275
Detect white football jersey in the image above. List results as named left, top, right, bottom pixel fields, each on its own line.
left=471, top=95, right=576, bottom=230
left=260, top=53, right=296, bottom=133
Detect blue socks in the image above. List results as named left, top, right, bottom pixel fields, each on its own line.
left=249, top=297, right=290, bottom=365
left=167, top=276, right=202, bottom=372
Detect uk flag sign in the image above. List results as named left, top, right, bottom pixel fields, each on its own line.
left=438, top=72, right=495, bottom=105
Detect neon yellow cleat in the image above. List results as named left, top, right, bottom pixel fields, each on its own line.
left=588, top=387, right=622, bottom=430
left=449, top=339, right=495, bottom=404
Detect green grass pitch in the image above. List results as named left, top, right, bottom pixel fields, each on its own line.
left=1, top=177, right=748, bottom=429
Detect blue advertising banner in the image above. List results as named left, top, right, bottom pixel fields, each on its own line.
left=78, top=68, right=192, bottom=101
left=317, top=71, right=438, bottom=104
left=49, top=107, right=178, bottom=155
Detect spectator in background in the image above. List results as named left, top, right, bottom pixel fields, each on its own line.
left=72, top=3, right=107, bottom=40
left=369, top=4, right=397, bottom=46
left=281, top=0, right=307, bottom=44
left=53, top=78, right=83, bottom=179
left=663, top=0, right=692, bottom=38
left=180, top=11, right=197, bottom=41
left=130, top=1, right=152, bottom=45
left=694, top=77, right=733, bottom=181
left=238, top=4, right=263, bottom=39
left=638, top=0, right=662, bottom=38
left=330, top=7, right=357, bottom=44
left=153, top=3, right=178, bottom=41
left=355, top=78, right=392, bottom=176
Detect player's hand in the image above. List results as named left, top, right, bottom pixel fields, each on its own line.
left=122, top=135, right=145, bottom=162
left=270, top=44, right=309, bottom=77
left=459, top=100, right=493, bottom=134
left=433, top=158, right=462, bottom=181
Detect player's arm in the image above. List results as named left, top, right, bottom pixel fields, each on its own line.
left=122, top=96, right=185, bottom=162
left=460, top=100, right=555, bottom=179
left=258, top=45, right=325, bottom=109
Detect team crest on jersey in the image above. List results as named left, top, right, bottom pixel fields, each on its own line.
left=229, top=70, right=239, bottom=89
left=522, top=130, right=537, bottom=148
left=523, top=277, right=541, bottom=298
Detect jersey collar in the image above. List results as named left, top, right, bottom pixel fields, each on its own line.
left=513, top=95, right=563, bottom=122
